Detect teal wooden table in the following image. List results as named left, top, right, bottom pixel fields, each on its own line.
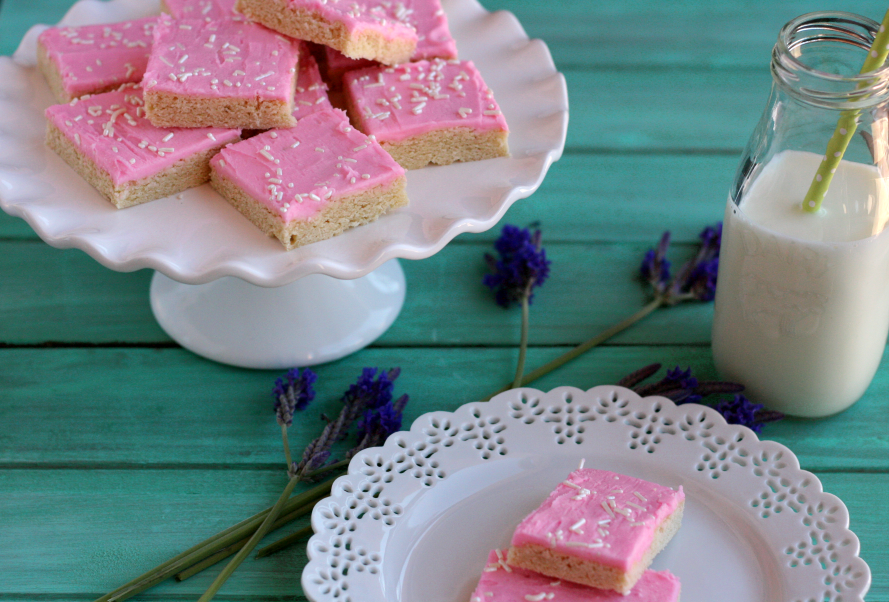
left=1, top=0, right=887, bottom=599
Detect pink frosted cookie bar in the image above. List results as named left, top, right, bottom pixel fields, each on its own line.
left=320, top=0, right=456, bottom=89
left=209, top=108, right=407, bottom=249
left=234, top=0, right=417, bottom=66
left=44, top=84, right=241, bottom=209
left=473, top=550, right=680, bottom=602
left=507, top=469, right=685, bottom=595
left=343, top=59, right=508, bottom=170
left=160, top=0, right=238, bottom=21
left=37, top=18, right=155, bottom=103
left=292, top=44, right=333, bottom=120
left=142, top=15, right=300, bottom=129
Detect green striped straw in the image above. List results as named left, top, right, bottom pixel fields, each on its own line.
left=803, top=8, right=889, bottom=212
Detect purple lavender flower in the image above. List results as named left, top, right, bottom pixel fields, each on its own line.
left=274, top=368, right=317, bottom=427
left=641, top=224, right=721, bottom=305
left=640, top=232, right=671, bottom=295
left=484, top=224, right=551, bottom=308
left=292, top=367, right=404, bottom=478
left=715, top=394, right=772, bottom=433
left=348, top=393, right=410, bottom=458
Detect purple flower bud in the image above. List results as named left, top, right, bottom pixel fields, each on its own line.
left=484, top=224, right=551, bottom=308
left=273, top=368, right=317, bottom=427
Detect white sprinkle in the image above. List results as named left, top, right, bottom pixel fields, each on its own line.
left=569, top=519, right=586, bottom=533
left=74, top=133, right=81, bottom=145
left=343, top=158, right=357, bottom=163
left=168, top=73, right=178, bottom=81
left=269, top=178, right=282, bottom=184
left=562, top=480, right=581, bottom=490
left=207, top=133, right=217, bottom=141
left=309, top=193, right=321, bottom=201
left=159, top=147, right=174, bottom=153
left=178, top=54, right=189, bottom=64
left=629, top=521, right=646, bottom=527
left=458, top=107, right=472, bottom=118
left=626, top=501, right=646, bottom=511
left=162, top=133, right=174, bottom=142
left=484, top=110, right=502, bottom=116
left=259, top=149, right=275, bottom=161
left=350, top=177, right=356, bottom=184
left=315, top=147, right=325, bottom=152
left=524, top=594, right=547, bottom=602
left=361, top=174, right=370, bottom=179
left=219, top=160, right=225, bottom=167
left=224, top=80, right=233, bottom=87
left=209, top=34, right=217, bottom=42
left=578, top=458, right=586, bottom=469
left=179, top=24, right=192, bottom=29
left=160, top=57, right=173, bottom=67
left=291, top=141, right=301, bottom=148
left=601, top=501, right=615, bottom=517
left=598, top=519, right=611, bottom=525
left=255, top=71, right=274, bottom=81
left=565, top=541, right=604, bottom=548
left=270, top=132, right=278, bottom=138
left=112, top=146, right=118, bottom=153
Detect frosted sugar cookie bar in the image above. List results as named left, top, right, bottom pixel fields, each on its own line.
left=44, top=84, right=241, bottom=209
left=292, top=44, right=333, bottom=120
left=142, top=15, right=300, bottom=129
left=318, top=0, right=456, bottom=90
left=507, top=469, right=685, bottom=595
left=209, top=109, right=407, bottom=250
left=37, top=18, right=155, bottom=103
left=234, top=0, right=417, bottom=65
left=343, top=59, right=508, bottom=170
left=473, top=550, right=680, bottom=602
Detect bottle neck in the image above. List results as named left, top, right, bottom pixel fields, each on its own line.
left=771, top=11, right=889, bottom=110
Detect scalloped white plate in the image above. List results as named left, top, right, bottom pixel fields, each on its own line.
left=303, top=386, right=870, bottom=602
left=0, top=0, right=567, bottom=286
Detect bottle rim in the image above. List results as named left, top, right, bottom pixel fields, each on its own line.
left=773, top=11, right=889, bottom=107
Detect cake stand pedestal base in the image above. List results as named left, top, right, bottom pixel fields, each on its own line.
left=149, top=259, right=406, bottom=369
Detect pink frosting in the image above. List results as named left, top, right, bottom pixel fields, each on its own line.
left=38, top=18, right=156, bottom=99
left=343, top=59, right=508, bottom=143
left=282, top=0, right=417, bottom=45
left=292, top=44, right=333, bottom=119
left=45, top=84, right=241, bottom=186
left=162, top=0, right=239, bottom=21
left=510, top=469, right=684, bottom=572
left=210, top=108, right=404, bottom=223
left=473, top=550, right=681, bottom=602
left=142, top=15, right=300, bottom=102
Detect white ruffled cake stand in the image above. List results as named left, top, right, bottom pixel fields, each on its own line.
left=0, top=0, right=568, bottom=369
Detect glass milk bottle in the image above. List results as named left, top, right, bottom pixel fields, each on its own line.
left=712, top=12, right=889, bottom=417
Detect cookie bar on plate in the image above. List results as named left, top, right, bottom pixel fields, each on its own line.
left=474, top=550, right=680, bottom=602
left=142, top=15, right=301, bottom=129
left=292, top=45, right=333, bottom=120
left=234, top=0, right=417, bottom=65
left=507, top=469, right=685, bottom=595
left=37, top=18, right=156, bottom=103
left=44, top=84, right=241, bottom=209
left=209, top=108, right=407, bottom=250
left=343, top=59, right=508, bottom=170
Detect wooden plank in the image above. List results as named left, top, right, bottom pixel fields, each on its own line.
left=3, top=347, right=888, bottom=472
left=0, top=469, right=885, bottom=598
left=0, top=238, right=714, bottom=346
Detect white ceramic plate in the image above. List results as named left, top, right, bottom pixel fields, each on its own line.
left=303, top=386, right=870, bottom=602
left=0, top=0, right=567, bottom=286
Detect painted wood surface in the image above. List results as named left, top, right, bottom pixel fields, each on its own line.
left=1, top=0, right=887, bottom=600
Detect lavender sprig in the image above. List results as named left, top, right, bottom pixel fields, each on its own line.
left=486, top=224, right=722, bottom=398
left=273, top=368, right=317, bottom=469
left=620, top=363, right=783, bottom=432
left=483, top=224, right=551, bottom=389
left=293, top=367, right=404, bottom=478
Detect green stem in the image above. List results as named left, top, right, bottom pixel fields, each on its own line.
left=95, top=476, right=337, bottom=602
left=282, top=424, right=292, bottom=472
left=197, top=477, right=300, bottom=602
left=255, top=525, right=315, bottom=558
left=487, top=297, right=665, bottom=399
left=306, top=458, right=349, bottom=478
left=175, top=494, right=319, bottom=581
left=512, top=293, right=531, bottom=389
